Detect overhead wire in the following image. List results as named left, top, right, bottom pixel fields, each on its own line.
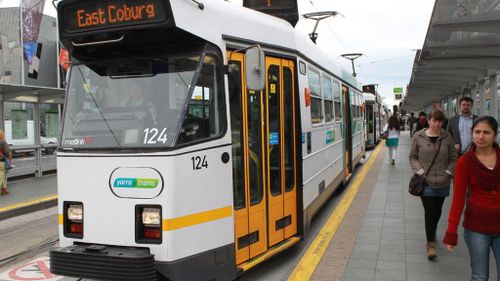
left=358, top=54, right=413, bottom=67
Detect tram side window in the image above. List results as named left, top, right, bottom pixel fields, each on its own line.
left=350, top=92, right=358, bottom=119
left=228, top=60, right=245, bottom=210
left=308, top=68, right=323, bottom=124
left=284, top=67, right=295, bottom=192
left=178, top=56, right=225, bottom=145
left=268, top=65, right=282, bottom=196
left=321, top=74, right=334, bottom=123
left=356, top=93, right=362, bottom=118
left=332, top=81, right=342, bottom=122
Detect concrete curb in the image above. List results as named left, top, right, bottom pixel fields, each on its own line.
left=0, top=196, right=58, bottom=221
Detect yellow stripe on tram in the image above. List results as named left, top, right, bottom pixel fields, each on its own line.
left=163, top=206, right=233, bottom=231
left=288, top=143, right=384, bottom=281
left=0, top=194, right=58, bottom=213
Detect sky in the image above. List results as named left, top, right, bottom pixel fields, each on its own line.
left=235, top=0, right=436, bottom=107
left=1, top=0, right=436, bottom=107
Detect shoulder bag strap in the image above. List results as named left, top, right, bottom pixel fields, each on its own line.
left=424, top=140, right=443, bottom=177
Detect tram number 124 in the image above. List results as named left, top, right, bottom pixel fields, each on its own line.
left=143, top=128, right=168, bottom=144
left=192, top=155, right=208, bottom=170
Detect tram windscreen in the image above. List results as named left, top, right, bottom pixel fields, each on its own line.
left=61, top=50, right=225, bottom=150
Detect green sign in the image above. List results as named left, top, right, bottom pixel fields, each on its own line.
left=393, top=87, right=403, bottom=94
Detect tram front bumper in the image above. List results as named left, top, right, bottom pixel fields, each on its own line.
left=50, top=244, right=157, bottom=281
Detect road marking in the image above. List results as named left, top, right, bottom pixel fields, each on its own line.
left=287, top=143, right=383, bottom=281
left=0, top=257, right=62, bottom=280
left=0, top=195, right=58, bottom=213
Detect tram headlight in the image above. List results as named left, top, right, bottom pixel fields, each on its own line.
left=63, top=201, right=83, bottom=239
left=136, top=205, right=162, bottom=244
left=142, top=208, right=161, bottom=226
left=68, top=204, right=83, bottom=221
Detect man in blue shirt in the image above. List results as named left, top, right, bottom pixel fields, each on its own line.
left=446, top=96, right=478, bottom=155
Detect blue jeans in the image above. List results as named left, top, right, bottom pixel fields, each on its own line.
left=464, top=229, right=500, bottom=281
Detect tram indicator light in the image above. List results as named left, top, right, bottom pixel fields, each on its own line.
left=60, top=0, right=169, bottom=34
left=70, top=223, right=84, bottom=234
left=143, top=227, right=162, bottom=239
left=305, top=88, right=311, bottom=107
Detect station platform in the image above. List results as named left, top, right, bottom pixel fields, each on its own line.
left=289, top=131, right=497, bottom=281
left=0, top=175, right=57, bottom=220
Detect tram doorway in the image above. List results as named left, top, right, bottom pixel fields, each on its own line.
left=342, top=85, right=352, bottom=178
left=229, top=53, right=297, bottom=265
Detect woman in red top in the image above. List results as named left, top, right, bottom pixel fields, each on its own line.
left=443, top=116, right=500, bottom=281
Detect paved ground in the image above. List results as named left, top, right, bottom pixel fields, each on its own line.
left=313, top=131, right=497, bottom=281
left=0, top=175, right=57, bottom=219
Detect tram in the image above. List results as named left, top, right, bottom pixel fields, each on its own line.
left=363, top=92, right=383, bottom=149
left=50, top=0, right=365, bottom=280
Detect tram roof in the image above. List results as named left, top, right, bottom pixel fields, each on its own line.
left=169, top=0, right=360, bottom=90
left=404, top=0, right=500, bottom=111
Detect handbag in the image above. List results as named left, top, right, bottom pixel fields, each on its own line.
left=2, top=154, right=11, bottom=170
left=408, top=139, right=442, bottom=196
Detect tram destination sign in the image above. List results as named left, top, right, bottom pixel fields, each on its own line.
left=59, top=0, right=169, bottom=34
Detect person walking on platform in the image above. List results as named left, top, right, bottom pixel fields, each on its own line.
left=384, top=115, right=400, bottom=165
left=447, top=96, right=478, bottom=156
left=0, top=129, right=11, bottom=195
left=443, top=116, right=500, bottom=281
left=415, top=111, right=429, bottom=132
left=409, top=110, right=457, bottom=260
left=408, top=112, right=417, bottom=136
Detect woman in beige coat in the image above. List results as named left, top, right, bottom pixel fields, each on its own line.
left=409, top=110, right=457, bottom=259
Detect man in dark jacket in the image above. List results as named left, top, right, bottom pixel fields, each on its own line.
left=408, top=112, right=417, bottom=136
left=446, top=96, right=478, bottom=155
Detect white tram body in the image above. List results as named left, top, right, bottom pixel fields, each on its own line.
left=51, top=0, right=365, bottom=280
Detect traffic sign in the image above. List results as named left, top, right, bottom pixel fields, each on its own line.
left=0, top=257, right=62, bottom=281
left=393, top=87, right=403, bottom=94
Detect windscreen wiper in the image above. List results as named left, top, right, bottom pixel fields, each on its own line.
left=75, top=65, right=121, bottom=147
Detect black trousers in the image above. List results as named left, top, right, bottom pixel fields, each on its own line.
left=420, top=196, right=446, bottom=242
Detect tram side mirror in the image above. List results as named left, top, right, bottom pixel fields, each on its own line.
left=245, top=46, right=265, bottom=91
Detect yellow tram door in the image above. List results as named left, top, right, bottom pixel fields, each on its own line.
left=265, top=57, right=297, bottom=247
left=228, top=52, right=268, bottom=265
left=342, top=85, right=352, bottom=178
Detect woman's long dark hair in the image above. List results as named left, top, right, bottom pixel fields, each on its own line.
left=388, top=115, right=400, bottom=131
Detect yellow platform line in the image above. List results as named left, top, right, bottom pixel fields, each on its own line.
left=288, top=143, right=383, bottom=281
left=0, top=194, right=58, bottom=213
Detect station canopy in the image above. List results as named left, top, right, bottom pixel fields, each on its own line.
left=404, top=0, right=500, bottom=111
left=0, top=83, right=65, bottom=104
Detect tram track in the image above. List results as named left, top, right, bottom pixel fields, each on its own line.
left=0, top=234, right=58, bottom=268
left=0, top=207, right=58, bottom=271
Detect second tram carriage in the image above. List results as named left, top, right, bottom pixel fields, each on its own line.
left=50, top=0, right=366, bottom=280
left=363, top=92, right=383, bottom=149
